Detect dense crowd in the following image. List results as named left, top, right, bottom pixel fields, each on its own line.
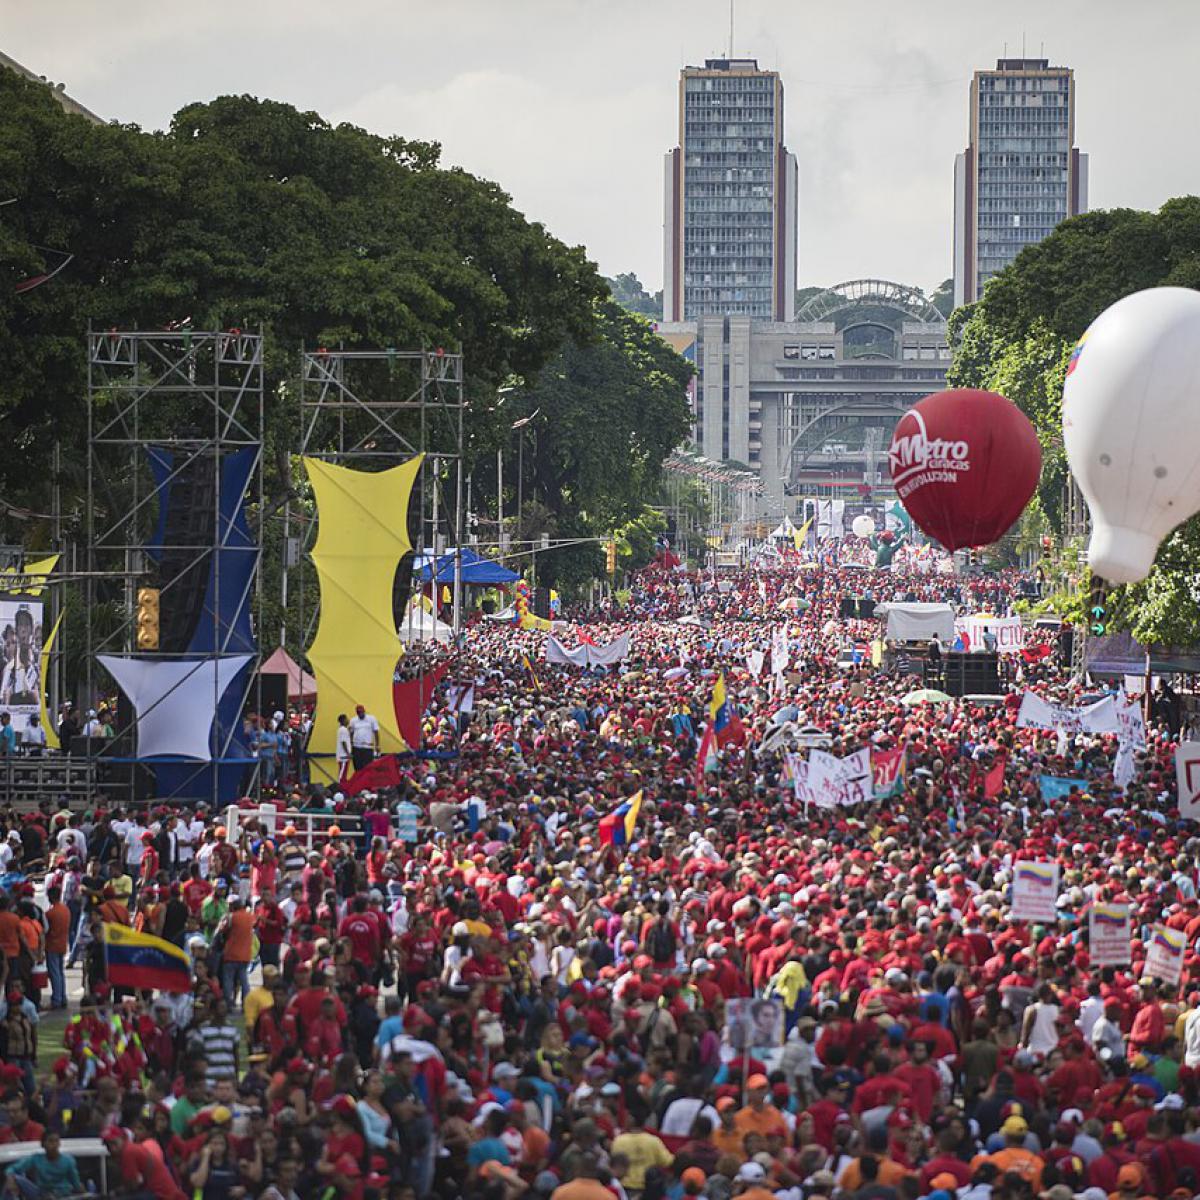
left=0, top=557, right=1198, bottom=1200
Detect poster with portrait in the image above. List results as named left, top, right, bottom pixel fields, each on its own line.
left=0, top=597, right=43, bottom=721
left=723, top=997, right=784, bottom=1050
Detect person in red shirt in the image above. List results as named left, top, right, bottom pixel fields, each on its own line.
left=893, top=1038, right=941, bottom=1122
left=460, top=933, right=511, bottom=1013
left=805, top=1076, right=850, bottom=1152
left=1129, top=980, right=1166, bottom=1053
left=0, top=1092, right=44, bottom=1144
left=254, top=889, right=287, bottom=970
left=338, top=895, right=383, bottom=980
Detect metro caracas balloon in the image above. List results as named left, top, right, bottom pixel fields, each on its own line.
left=1063, top=287, right=1200, bottom=585
left=889, top=389, right=1041, bottom=551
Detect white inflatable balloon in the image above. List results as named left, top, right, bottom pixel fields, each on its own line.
left=1063, top=287, right=1200, bottom=585
left=852, top=515, right=875, bottom=539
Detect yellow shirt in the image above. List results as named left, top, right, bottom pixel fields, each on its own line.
left=611, top=1130, right=673, bottom=1190
left=243, top=985, right=274, bottom=1036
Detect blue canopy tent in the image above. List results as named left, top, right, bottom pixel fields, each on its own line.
left=414, top=547, right=520, bottom=586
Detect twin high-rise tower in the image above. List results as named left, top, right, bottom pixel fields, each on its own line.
left=663, top=58, right=798, bottom=323
left=663, top=54, right=1087, bottom=321
left=953, top=58, right=1088, bottom=307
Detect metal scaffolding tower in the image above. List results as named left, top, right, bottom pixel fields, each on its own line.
left=86, top=328, right=264, bottom=804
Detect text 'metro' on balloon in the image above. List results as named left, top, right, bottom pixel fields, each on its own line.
left=1063, top=287, right=1200, bottom=586
left=888, top=389, right=1041, bottom=552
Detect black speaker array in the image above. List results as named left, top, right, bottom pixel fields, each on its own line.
left=941, top=652, right=1000, bottom=696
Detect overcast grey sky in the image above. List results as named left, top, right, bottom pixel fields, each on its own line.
left=6, top=0, right=1196, bottom=298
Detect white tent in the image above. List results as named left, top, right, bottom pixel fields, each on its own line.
left=874, top=602, right=955, bottom=643
left=398, top=608, right=454, bottom=644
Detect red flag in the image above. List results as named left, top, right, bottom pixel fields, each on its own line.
left=392, top=663, right=449, bottom=750
left=578, top=631, right=598, bottom=647
left=695, top=725, right=718, bottom=788
left=984, top=753, right=1007, bottom=799
left=344, top=755, right=402, bottom=796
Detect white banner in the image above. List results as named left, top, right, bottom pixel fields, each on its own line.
left=1016, top=692, right=1118, bottom=736
left=771, top=626, right=789, bottom=678
left=1011, top=860, right=1061, bottom=922
left=1177, top=740, right=1200, bottom=822
left=956, top=614, right=1025, bottom=655
left=1115, top=694, right=1147, bottom=749
left=1146, top=925, right=1187, bottom=986
left=808, top=748, right=873, bottom=809
left=544, top=633, right=631, bottom=669
left=747, top=649, right=766, bottom=678
left=1089, top=903, right=1132, bottom=967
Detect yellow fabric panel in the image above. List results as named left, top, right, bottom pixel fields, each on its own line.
left=0, top=554, right=60, bottom=596
left=304, top=455, right=424, bottom=764
left=39, top=612, right=63, bottom=750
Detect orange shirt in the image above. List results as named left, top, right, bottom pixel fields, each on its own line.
left=733, top=1104, right=788, bottom=1139
left=18, top=915, right=42, bottom=954
left=839, top=1156, right=915, bottom=1191
left=970, top=1148, right=1043, bottom=1189
left=713, top=1126, right=746, bottom=1160
left=225, top=910, right=255, bottom=963
left=0, top=911, right=21, bottom=958
left=45, top=903, right=71, bottom=955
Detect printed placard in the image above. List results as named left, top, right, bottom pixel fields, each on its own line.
left=1011, top=860, right=1061, bottom=922
left=1145, top=924, right=1187, bottom=986
left=1089, top=903, right=1132, bottom=967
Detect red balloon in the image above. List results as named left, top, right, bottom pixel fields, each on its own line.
left=888, top=389, right=1041, bottom=551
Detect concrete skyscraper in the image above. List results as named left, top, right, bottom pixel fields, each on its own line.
left=663, top=58, right=798, bottom=323
left=953, top=58, right=1088, bottom=308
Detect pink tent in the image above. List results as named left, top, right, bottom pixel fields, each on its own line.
left=260, top=646, right=317, bottom=700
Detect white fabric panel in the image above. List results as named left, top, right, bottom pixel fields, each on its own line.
left=544, top=637, right=589, bottom=668
left=99, top=654, right=253, bottom=760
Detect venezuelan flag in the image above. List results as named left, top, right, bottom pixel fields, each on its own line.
left=598, top=791, right=643, bottom=846
left=1016, top=864, right=1055, bottom=886
left=1093, top=911, right=1126, bottom=927
left=522, top=654, right=543, bottom=692
left=102, top=923, right=192, bottom=993
left=1152, top=929, right=1182, bottom=952
left=792, top=517, right=812, bottom=553
left=710, top=673, right=745, bottom=747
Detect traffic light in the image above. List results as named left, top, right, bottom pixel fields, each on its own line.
left=1089, top=577, right=1109, bottom=637
left=605, top=540, right=617, bottom=574
left=136, top=587, right=160, bottom=650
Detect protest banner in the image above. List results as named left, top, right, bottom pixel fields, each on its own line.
left=1177, top=741, right=1200, bottom=822
left=872, top=746, right=906, bottom=799
left=1146, top=924, right=1187, bottom=985
left=1039, top=776, right=1088, bottom=801
left=723, top=997, right=784, bottom=1050
left=1011, top=860, right=1061, bottom=922
left=808, top=748, right=872, bottom=808
left=1088, top=903, right=1132, bottom=967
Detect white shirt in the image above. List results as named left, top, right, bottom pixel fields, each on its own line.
left=177, top=818, right=204, bottom=861
left=660, top=1098, right=719, bottom=1138
left=124, top=825, right=147, bottom=866
left=1076, top=994, right=1105, bottom=1042
left=56, top=828, right=87, bottom=862
left=336, top=726, right=353, bottom=763
left=1184, top=1007, right=1200, bottom=1068
left=347, top=714, right=379, bottom=749
left=23, top=721, right=46, bottom=747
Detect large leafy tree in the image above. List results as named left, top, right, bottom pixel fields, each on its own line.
left=517, top=300, right=693, bottom=586
left=948, top=196, right=1200, bottom=642
left=0, top=77, right=606, bottom=526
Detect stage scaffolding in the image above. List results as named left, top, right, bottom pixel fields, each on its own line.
left=86, top=328, right=264, bottom=805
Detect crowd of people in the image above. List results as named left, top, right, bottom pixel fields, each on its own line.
left=0, top=555, right=1199, bottom=1200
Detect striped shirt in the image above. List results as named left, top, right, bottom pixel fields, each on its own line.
left=192, top=1022, right=238, bottom=1085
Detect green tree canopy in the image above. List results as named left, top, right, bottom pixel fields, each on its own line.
left=0, top=76, right=607, bottom=525
left=948, top=196, right=1200, bottom=642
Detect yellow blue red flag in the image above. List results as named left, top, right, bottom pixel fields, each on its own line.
left=102, top=923, right=192, bottom=993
